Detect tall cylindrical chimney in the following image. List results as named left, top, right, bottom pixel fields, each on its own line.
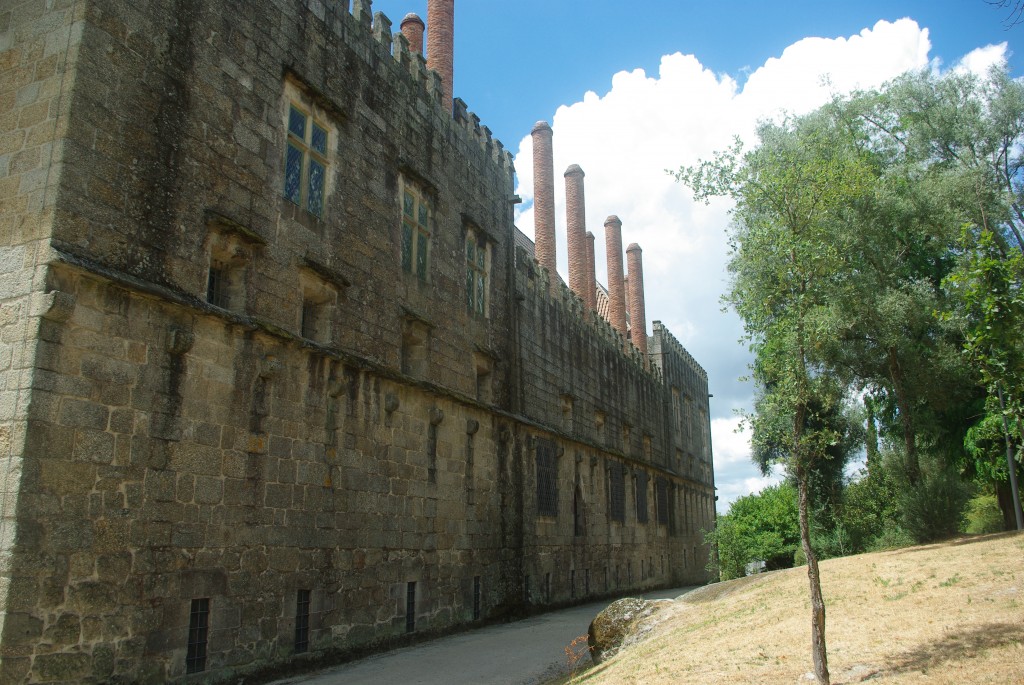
left=532, top=122, right=557, bottom=287
left=565, top=165, right=587, bottom=300
left=427, top=0, right=455, bottom=111
left=585, top=231, right=597, bottom=311
left=400, top=13, right=425, bottom=54
left=605, top=215, right=627, bottom=336
left=626, top=243, right=648, bottom=356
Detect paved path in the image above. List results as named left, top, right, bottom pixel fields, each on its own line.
left=267, top=587, right=696, bottom=685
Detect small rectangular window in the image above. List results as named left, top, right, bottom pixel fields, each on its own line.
left=656, top=477, right=670, bottom=525
left=295, top=589, right=311, bottom=653
left=473, top=576, right=481, bottom=620
left=465, top=229, right=490, bottom=317
left=609, top=462, right=625, bottom=522
left=635, top=471, right=649, bottom=523
left=406, top=582, right=416, bottom=633
left=535, top=439, right=558, bottom=517
left=207, top=266, right=228, bottom=309
left=186, top=598, right=210, bottom=674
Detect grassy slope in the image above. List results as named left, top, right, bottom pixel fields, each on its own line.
left=574, top=533, right=1024, bottom=684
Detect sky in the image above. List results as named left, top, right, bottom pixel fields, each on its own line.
left=369, top=0, right=1020, bottom=511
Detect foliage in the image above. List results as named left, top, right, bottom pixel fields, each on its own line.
left=706, top=484, right=800, bottom=581
left=962, top=493, right=1006, bottom=534
left=895, top=453, right=970, bottom=542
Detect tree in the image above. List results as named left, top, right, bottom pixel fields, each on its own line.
left=676, top=112, right=872, bottom=685
left=706, top=483, right=800, bottom=581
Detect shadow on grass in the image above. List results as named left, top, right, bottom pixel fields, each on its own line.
left=893, top=531, right=1024, bottom=556
left=883, top=622, right=1024, bottom=675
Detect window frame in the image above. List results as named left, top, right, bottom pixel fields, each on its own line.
left=465, top=227, right=490, bottom=317
left=284, top=102, right=330, bottom=217
left=535, top=439, right=558, bottom=517
left=400, top=179, right=432, bottom=281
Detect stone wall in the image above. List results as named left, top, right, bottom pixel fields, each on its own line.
left=0, top=0, right=716, bottom=682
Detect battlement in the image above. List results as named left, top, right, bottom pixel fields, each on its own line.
left=652, top=320, right=708, bottom=381
left=514, top=244, right=661, bottom=382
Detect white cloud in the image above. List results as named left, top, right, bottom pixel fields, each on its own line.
left=953, top=43, right=1009, bottom=76
left=511, top=20, right=1007, bottom=514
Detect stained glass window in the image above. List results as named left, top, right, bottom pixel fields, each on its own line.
left=284, top=103, right=329, bottom=217
left=401, top=183, right=431, bottom=280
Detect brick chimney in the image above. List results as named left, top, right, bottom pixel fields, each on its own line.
left=585, top=231, right=597, bottom=311
left=427, top=0, right=455, bottom=111
left=532, top=121, right=556, bottom=287
left=565, top=165, right=587, bottom=301
left=400, top=13, right=425, bottom=54
left=626, top=243, right=648, bottom=356
left=604, top=215, right=627, bottom=336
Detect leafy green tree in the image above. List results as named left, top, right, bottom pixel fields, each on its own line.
left=677, top=111, right=872, bottom=685
left=706, top=483, right=800, bottom=581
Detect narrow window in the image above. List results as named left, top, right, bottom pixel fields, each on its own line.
left=635, top=471, right=649, bottom=523
left=524, top=574, right=531, bottom=604
left=570, top=569, right=576, bottom=598
left=465, top=229, right=489, bottom=316
left=186, top=598, right=210, bottom=674
left=401, top=182, right=431, bottom=281
left=535, top=439, right=558, bottom=517
left=584, top=569, right=590, bottom=595
left=406, top=582, right=416, bottom=633
left=609, top=462, right=625, bottom=522
left=295, top=589, right=311, bottom=653
left=545, top=572, right=551, bottom=602
left=656, top=477, right=670, bottom=525
left=473, top=576, right=481, bottom=620
left=301, top=300, right=320, bottom=340
left=206, top=264, right=228, bottom=308
left=285, top=103, right=330, bottom=217
left=573, top=485, right=585, bottom=536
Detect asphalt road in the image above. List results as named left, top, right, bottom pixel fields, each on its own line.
left=267, top=586, right=696, bottom=685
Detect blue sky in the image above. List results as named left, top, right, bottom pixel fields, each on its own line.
left=370, top=1, right=1019, bottom=510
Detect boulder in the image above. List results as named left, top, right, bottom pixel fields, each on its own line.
left=587, top=597, right=668, bottom=664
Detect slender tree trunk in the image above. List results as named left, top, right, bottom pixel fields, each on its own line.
left=797, top=464, right=830, bottom=685
left=887, top=346, right=920, bottom=486
left=865, top=395, right=880, bottom=476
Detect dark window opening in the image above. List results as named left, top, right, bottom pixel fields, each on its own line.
left=295, top=589, right=311, bottom=653
left=301, top=300, right=319, bottom=340
left=570, top=569, right=576, bottom=598
left=207, top=265, right=229, bottom=309
left=473, top=576, right=481, bottom=620
left=656, top=477, right=670, bottom=525
left=545, top=572, right=551, bottom=602
left=406, top=582, right=416, bottom=633
left=524, top=574, right=531, bottom=604
left=186, top=598, right=210, bottom=674
left=635, top=471, right=649, bottom=523
left=573, top=485, right=585, bottom=536
left=535, top=439, right=558, bottom=517
left=609, top=462, right=625, bottom=522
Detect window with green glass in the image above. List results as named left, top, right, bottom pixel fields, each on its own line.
left=465, top=230, right=489, bottom=316
left=284, top=103, right=329, bottom=217
left=401, top=184, right=431, bottom=280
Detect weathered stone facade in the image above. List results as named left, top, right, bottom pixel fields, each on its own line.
left=0, top=1, right=715, bottom=682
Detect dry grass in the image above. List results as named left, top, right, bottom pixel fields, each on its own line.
left=571, top=532, right=1024, bottom=684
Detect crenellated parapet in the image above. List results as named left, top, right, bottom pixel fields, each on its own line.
left=513, top=244, right=659, bottom=381
left=651, top=320, right=708, bottom=382
left=298, top=0, right=514, bottom=185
